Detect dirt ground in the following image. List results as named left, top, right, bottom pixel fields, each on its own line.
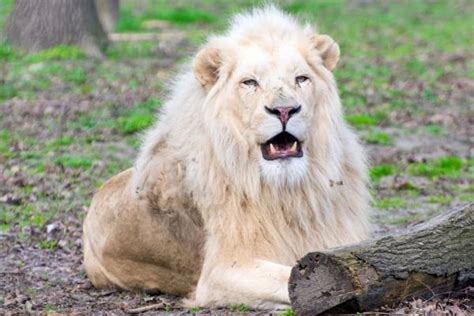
left=1, top=1, right=473, bottom=314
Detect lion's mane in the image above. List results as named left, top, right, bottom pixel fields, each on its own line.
left=133, top=6, right=370, bottom=266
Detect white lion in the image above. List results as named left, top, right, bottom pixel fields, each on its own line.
left=83, top=6, right=371, bottom=310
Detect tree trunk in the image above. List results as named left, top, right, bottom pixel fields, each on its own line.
left=95, top=0, right=119, bottom=33
left=6, top=0, right=108, bottom=58
left=289, top=203, right=474, bottom=315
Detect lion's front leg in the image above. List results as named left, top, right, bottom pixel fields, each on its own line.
left=194, top=258, right=291, bottom=310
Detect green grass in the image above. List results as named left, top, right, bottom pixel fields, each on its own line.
left=280, top=308, right=294, bottom=316
left=37, top=239, right=59, bottom=250
left=0, top=223, right=10, bottom=232
left=0, top=42, right=16, bottom=61
left=228, top=303, right=250, bottom=313
left=47, top=136, right=75, bottom=149
left=427, top=195, right=453, bottom=204
left=64, top=67, right=87, bottom=85
left=0, top=81, right=18, bottom=102
left=117, top=112, right=154, bottom=134
left=24, top=45, right=85, bottom=62
left=346, top=114, right=379, bottom=128
left=0, top=203, right=52, bottom=230
left=374, top=197, right=406, bottom=209
left=54, top=155, right=94, bottom=169
left=116, top=98, right=161, bottom=134
left=106, top=41, right=158, bottom=59
left=383, top=213, right=421, bottom=225
left=190, top=306, right=201, bottom=313
left=152, top=7, right=216, bottom=25
left=408, top=156, right=465, bottom=179
left=365, top=130, right=393, bottom=145
left=116, top=3, right=216, bottom=33
left=370, top=164, right=396, bottom=182
left=43, top=304, right=58, bottom=313
left=424, top=124, right=446, bottom=135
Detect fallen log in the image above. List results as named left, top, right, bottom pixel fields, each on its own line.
left=289, top=203, right=474, bottom=315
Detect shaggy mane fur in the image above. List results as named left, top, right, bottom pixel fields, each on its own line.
left=134, top=6, right=370, bottom=264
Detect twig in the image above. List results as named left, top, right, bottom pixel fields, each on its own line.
left=0, top=270, right=24, bottom=274
left=126, top=302, right=164, bottom=314
left=90, top=290, right=117, bottom=298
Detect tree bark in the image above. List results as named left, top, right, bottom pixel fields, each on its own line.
left=289, top=203, right=474, bottom=315
left=6, top=0, right=108, bottom=58
left=95, top=0, right=119, bottom=33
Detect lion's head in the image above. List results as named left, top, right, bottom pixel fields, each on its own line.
left=192, top=7, right=345, bottom=188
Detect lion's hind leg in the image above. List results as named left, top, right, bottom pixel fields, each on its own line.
left=83, top=228, right=125, bottom=289
left=83, top=168, right=203, bottom=295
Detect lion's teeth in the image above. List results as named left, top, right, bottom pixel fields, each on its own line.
left=269, top=143, right=276, bottom=155
left=291, top=141, right=298, bottom=152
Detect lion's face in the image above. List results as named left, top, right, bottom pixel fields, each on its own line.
left=193, top=29, right=340, bottom=186
left=231, top=45, right=318, bottom=184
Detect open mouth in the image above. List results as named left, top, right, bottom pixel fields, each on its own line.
left=261, top=132, right=303, bottom=160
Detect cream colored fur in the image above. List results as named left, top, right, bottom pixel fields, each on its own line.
left=83, top=6, right=371, bottom=310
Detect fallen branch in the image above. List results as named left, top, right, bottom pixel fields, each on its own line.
left=289, top=203, right=474, bottom=315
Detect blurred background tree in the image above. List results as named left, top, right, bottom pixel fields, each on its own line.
left=6, top=0, right=119, bottom=58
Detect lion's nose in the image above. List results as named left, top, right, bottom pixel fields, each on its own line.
left=264, top=105, right=301, bottom=129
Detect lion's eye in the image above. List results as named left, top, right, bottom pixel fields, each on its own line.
left=242, top=79, right=258, bottom=87
left=296, top=76, right=309, bottom=85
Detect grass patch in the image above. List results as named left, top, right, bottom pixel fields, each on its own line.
left=459, top=193, right=474, bottom=202
left=0, top=42, right=17, bottom=61
left=384, top=214, right=421, bottom=226
left=54, top=155, right=94, bottom=169
left=0, top=203, right=51, bottom=229
left=43, top=304, right=58, bottom=312
left=365, top=130, right=393, bottom=145
left=427, top=195, right=453, bottom=204
left=346, top=114, right=379, bottom=128
left=116, top=98, right=161, bottom=134
left=116, top=4, right=216, bottom=33
left=280, top=308, right=294, bottom=316
left=0, top=82, right=18, bottom=102
left=190, top=306, right=200, bottom=313
left=228, top=303, right=250, bottom=313
left=424, top=124, right=446, bottom=135
left=24, top=45, right=85, bottom=63
left=64, top=67, right=87, bottom=85
left=374, top=197, right=406, bottom=209
left=370, top=164, right=396, bottom=182
left=152, top=7, right=216, bottom=25
left=0, top=223, right=10, bottom=232
left=47, top=136, right=75, bottom=149
left=346, top=112, right=387, bottom=128
left=37, top=239, right=58, bottom=250
left=408, top=156, right=464, bottom=179
left=106, top=41, right=157, bottom=59
left=117, top=112, right=154, bottom=134
left=115, top=9, right=144, bottom=32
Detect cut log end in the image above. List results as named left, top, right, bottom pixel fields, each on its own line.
left=289, top=253, right=356, bottom=314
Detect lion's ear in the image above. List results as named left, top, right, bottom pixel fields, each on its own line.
left=193, top=46, right=222, bottom=88
left=313, top=34, right=340, bottom=71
